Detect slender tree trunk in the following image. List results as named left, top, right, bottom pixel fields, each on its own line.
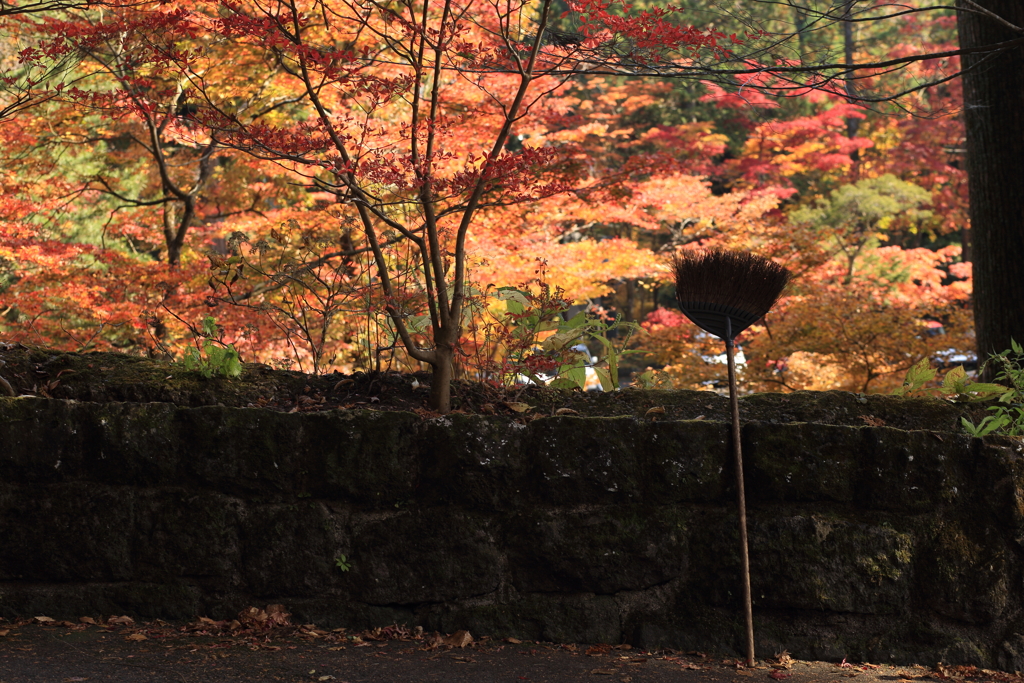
left=957, top=1, right=1024, bottom=368
left=842, top=1, right=861, bottom=144
left=429, top=343, right=454, bottom=412
left=624, top=279, right=636, bottom=322
left=792, top=3, right=809, bottom=64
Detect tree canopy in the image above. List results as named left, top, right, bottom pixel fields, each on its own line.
left=0, top=0, right=1017, bottom=411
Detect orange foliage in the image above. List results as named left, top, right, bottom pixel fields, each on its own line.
left=0, top=0, right=975, bottom=401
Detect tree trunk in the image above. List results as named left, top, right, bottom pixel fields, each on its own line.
left=957, top=1, right=1024, bottom=368
left=842, top=0, right=861, bottom=143
left=428, top=343, right=454, bottom=413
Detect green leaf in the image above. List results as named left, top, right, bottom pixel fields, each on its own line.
left=220, top=345, right=243, bottom=378
left=495, top=287, right=529, bottom=315
left=205, top=344, right=242, bottom=378
left=963, top=413, right=1011, bottom=437
left=201, top=316, right=219, bottom=338
left=561, top=364, right=587, bottom=390
left=961, top=382, right=1012, bottom=401
left=942, top=365, right=967, bottom=393
left=406, top=314, right=432, bottom=335
left=182, top=346, right=202, bottom=371
left=547, top=377, right=579, bottom=390
left=906, top=358, right=936, bottom=386
left=542, top=328, right=584, bottom=352
left=593, top=366, right=614, bottom=392
left=632, top=369, right=656, bottom=390
left=562, top=311, right=590, bottom=330
left=1012, top=338, right=1023, bottom=355
left=893, top=358, right=935, bottom=395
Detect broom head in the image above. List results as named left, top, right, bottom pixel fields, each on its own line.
left=673, top=249, right=791, bottom=342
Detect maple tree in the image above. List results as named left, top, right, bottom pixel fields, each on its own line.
left=83, top=0, right=740, bottom=412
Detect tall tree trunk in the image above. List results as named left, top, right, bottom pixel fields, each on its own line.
left=957, top=1, right=1024, bottom=368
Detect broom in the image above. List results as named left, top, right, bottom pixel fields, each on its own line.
left=672, top=249, right=790, bottom=667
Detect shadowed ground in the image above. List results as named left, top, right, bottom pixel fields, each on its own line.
left=1, top=618, right=1012, bottom=683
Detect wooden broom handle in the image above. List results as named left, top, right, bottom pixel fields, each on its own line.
left=726, top=337, right=755, bottom=667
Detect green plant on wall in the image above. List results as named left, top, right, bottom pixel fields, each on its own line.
left=892, top=343, right=1024, bottom=438
left=961, top=340, right=1024, bottom=437
left=180, top=316, right=242, bottom=379
left=334, top=554, right=352, bottom=572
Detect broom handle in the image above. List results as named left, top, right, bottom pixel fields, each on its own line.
left=726, top=336, right=755, bottom=667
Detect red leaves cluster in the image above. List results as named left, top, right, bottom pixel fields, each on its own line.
left=566, top=0, right=743, bottom=60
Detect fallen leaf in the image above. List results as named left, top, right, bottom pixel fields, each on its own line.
left=555, top=408, right=579, bottom=416
left=859, top=415, right=887, bottom=427
left=768, top=672, right=792, bottom=680
left=769, top=650, right=793, bottom=670
left=238, top=607, right=269, bottom=627
left=318, top=677, right=335, bottom=681
left=506, top=637, right=523, bottom=644
left=0, top=629, right=9, bottom=637
left=79, top=617, right=97, bottom=625
left=505, top=402, right=532, bottom=413
left=333, top=379, right=355, bottom=391
left=126, top=633, right=147, bottom=642
left=589, top=669, right=616, bottom=675
left=644, top=406, right=666, bottom=418
left=107, top=616, right=134, bottom=625
left=612, top=644, right=632, bottom=650
left=444, top=630, right=473, bottom=648
left=266, top=605, right=291, bottom=626
left=34, top=616, right=55, bottom=623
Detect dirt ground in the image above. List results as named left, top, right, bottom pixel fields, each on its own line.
left=0, top=615, right=1019, bottom=683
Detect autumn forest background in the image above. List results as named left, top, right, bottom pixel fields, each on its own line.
left=0, top=0, right=1000, bottom=412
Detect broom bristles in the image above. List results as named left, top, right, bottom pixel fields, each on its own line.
left=673, top=249, right=791, bottom=332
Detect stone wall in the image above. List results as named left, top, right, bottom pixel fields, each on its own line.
left=2, top=394, right=1024, bottom=668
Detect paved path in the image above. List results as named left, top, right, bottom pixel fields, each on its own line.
left=0, top=618, right=1011, bottom=683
